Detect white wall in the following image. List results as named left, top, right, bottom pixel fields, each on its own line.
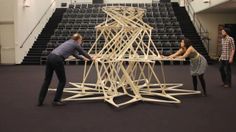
left=15, top=0, right=55, bottom=48
left=0, top=25, right=15, bottom=64
left=0, top=0, right=15, bottom=64
left=170, top=0, right=184, bottom=7
left=104, top=0, right=152, bottom=3
left=0, top=0, right=57, bottom=64
left=56, top=0, right=92, bottom=7
left=0, top=0, right=14, bottom=21
left=14, top=0, right=57, bottom=64
left=56, top=0, right=153, bottom=4
left=74, top=0, right=92, bottom=3
left=197, top=13, right=236, bottom=57
left=190, top=0, right=230, bottom=13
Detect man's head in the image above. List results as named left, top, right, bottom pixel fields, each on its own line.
left=72, top=33, right=83, bottom=44
left=222, top=28, right=231, bottom=38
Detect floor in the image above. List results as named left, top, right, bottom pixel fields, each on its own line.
left=0, top=64, right=235, bottom=132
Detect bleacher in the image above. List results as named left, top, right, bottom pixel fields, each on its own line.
left=39, top=2, right=184, bottom=64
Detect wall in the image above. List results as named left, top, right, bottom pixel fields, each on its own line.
left=0, top=0, right=14, bottom=21
left=0, top=0, right=57, bottom=64
left=190, top=0, right=230, bottom=13
left=0, top=0, right=15, bottom=64
left=56, top=0, right=92, bottom=7
left=0, top=25, right=15, bottom=64
left=197, top=13, right=236, bottom=57
left=170, top=0, right=184, bottom=7
left=104, top=0, right=152, bottom=3
left=178, top=0, right=185, bottom=7
left=14, top=0, right=57, bottom=64
left=56, top=0, right=153, bottom=4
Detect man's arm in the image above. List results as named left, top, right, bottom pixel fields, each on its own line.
left=75, top=45, right=92, bottom=60
left=229, top=38, right=235, bottom=63
left=72, top=53, right=85, bottom=60
left=229, top=49, right=235, bottom=63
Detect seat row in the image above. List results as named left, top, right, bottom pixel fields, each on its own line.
left=62, top=11, right=175, bottom=18
left=60, top=16, right=178, bottom=23
left=48, top=34, right=184, bottom=43
left=53, top=27, right=182, bottom=36
left=66, top=6, right=174, bottom=14
left=68, top=2, right=172, bottom=9
left=57, top=22, right=180, bottom=30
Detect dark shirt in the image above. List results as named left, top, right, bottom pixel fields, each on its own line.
left=51, top=39, right=92, bottom=60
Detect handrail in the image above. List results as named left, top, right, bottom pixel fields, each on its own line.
left=20, top=0, right=56, bottom=48
left=184, top=0, right=210, bottom=53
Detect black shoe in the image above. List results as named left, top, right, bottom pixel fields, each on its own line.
left=37, top=102, right=43, bottom=107
left=202, top=93, right=207, bottom=97
left=224, top=85, right=230, bottom=88
left=52, top=101, right=65, bottom=106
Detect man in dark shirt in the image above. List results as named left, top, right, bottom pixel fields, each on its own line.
left=38, top=33, right=93, bottom=106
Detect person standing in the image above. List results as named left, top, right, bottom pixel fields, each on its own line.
left=219, top=28, right=235, bottom=88
left=166, top=38, right=208, bottom=96
left=38, top=33, right=94, bottom=106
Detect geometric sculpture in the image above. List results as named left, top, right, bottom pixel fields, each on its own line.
left=51, top=6, right=200, bottom=107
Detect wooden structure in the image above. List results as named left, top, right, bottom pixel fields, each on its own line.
left=51, top=6, right=200, bottom=107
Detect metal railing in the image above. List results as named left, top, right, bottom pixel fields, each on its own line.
left=184, top=0, right=210, bottom=53
left=20, top=0, right=56, bottom=48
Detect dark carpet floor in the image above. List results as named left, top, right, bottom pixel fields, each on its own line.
left=0, top=64, right=235, bottom=132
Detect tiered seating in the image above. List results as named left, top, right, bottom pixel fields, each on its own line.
left=41, top=2, right=184, bottom=64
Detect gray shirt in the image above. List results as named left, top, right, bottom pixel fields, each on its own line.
left=51, top=39, right=92, bottom=60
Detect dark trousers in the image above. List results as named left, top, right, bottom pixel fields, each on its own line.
left=219, top=60, right=231, bottom=86
left=38, top=53, right=66, bottom=104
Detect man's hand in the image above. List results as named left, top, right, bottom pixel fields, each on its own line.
left=91, top=54, right=101, bottom=60
left=92, top=56, right=97, bottom=60
left=229, top=58, right=234, bottom=64
left=84, top=58, right=90, bottom=61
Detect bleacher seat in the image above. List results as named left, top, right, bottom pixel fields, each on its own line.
left=40, top=2, right=185, bottom=64
left=69, top=4, right=74, bottom=8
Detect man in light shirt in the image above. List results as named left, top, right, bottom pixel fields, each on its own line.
left=219, top=28, right=235, bottom=88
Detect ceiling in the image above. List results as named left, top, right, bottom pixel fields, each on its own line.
left=201, top=0, right=236, bottom=13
